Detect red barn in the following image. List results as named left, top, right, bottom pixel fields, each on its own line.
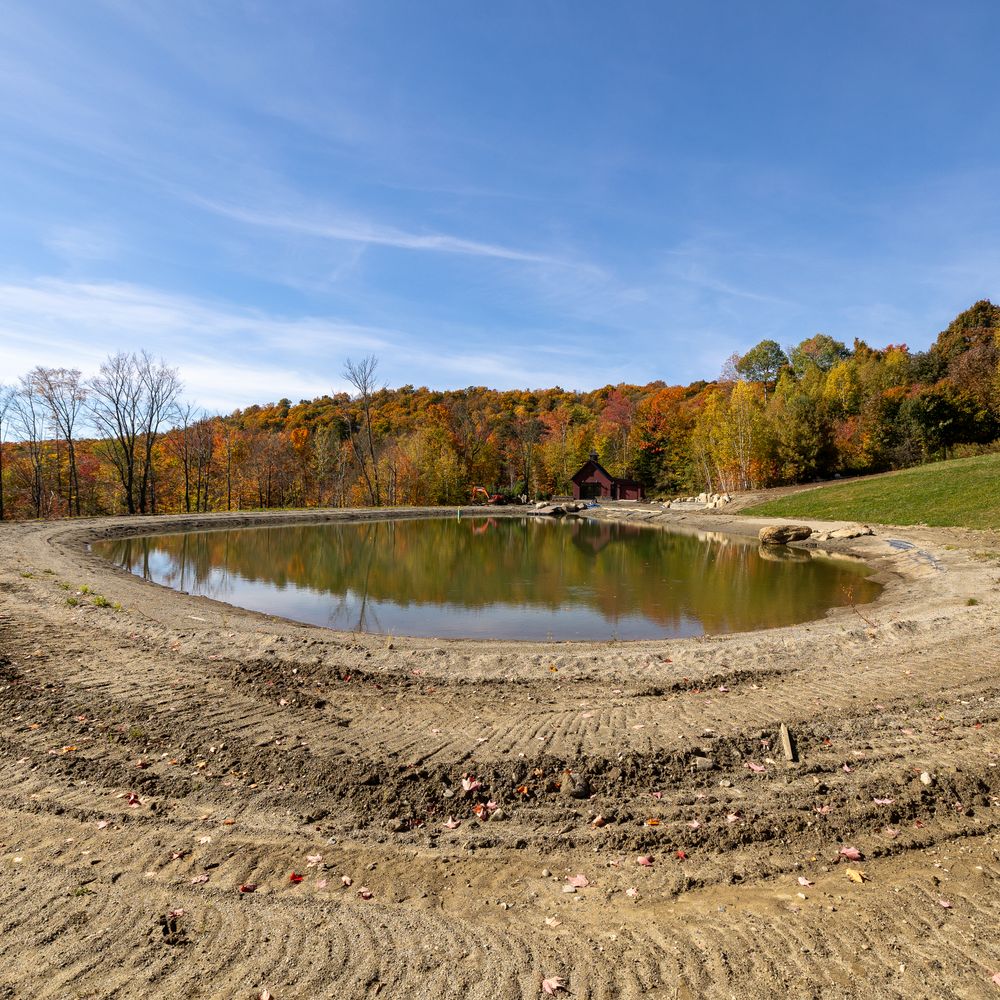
left=570, top=453, right=644, bottom=501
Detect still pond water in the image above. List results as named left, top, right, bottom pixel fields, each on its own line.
left=94, top=516, right=881, bottom=641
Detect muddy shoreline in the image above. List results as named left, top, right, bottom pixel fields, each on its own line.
left=1, top=506, right=999, bottom=998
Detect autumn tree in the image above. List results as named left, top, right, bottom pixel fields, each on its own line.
left=633, top=386, right=695, bottom=493
left=89, top=351, right=182, bottom=514
left=788, top=334, right=851, bottom=378
left=29, top=367, right=88, bottom=515
left=343, top=355, right=383, bottom=505
left=769, top=371, right=833, bottom=482
left=735, top=340, right=788, bottom=397
left=9, top=376, right=49, bottom=517
left=0, top=384, right=11, bottom=520
left=598, top=387, right=637, bottom=475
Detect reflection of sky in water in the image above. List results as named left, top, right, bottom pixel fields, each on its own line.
left=98, top=518, right=880, bottom=641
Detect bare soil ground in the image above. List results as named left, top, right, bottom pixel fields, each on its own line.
left=1, top=505, right=998, bottom=999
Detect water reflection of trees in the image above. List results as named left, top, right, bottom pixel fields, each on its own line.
left=99, top=517, right=882, bottom=637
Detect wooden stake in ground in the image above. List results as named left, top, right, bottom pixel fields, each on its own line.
left=779, top=723, right=797, bottom=762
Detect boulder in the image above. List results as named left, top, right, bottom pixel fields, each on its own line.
left=827, top=525, right=875, bottom=539
left=758, top=524, right=813, bottom=546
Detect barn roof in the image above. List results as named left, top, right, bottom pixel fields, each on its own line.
left=570, top=458, right=615, bottom=483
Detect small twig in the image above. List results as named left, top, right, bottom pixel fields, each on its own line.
left=843, top=585, right=877, bottom=628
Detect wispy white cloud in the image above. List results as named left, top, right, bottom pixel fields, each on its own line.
left=0, top=278, right=389, bottom=410
left=190, top=196, right=567, bottom=265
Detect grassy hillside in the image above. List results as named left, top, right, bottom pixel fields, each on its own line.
left=743, top=453, right=1000, bottom=529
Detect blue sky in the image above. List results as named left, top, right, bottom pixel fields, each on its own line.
left=1, top=1, right=999, bottom=411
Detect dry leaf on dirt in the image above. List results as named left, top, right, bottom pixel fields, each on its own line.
left=306, top=854, right=322, bottom=867
left=798, top=877, right=814, bottom=887
left=845, top=868, right=868, bottom=883
left=190, top=873, right=209, bottom=885
left=873, top=797, right=895, bottom=805
left=745, top=762, right=766, bottom=773
left=544, top=916, right=561, bottom=927
left=541, top=975, right=566, bottom=995
left=566, top=874, right=589, bottom=888
left=637, top=856, right=653, bottom=867
left=316, top=879, right=328, bottom=890
left=443, top=816, right=461, bottom=829
left=288, top=872, right=304, bottom=884
left=357, top=887, right=373, bottom=899
left=461, top=777, right=482, bottom=792
left=838, top=846, right=862, bottom=862
left=239, top=883, right=257, bottom=893
left=938, top=899, right=952, bottom=909
left=341, top=875, right=353, bottom=887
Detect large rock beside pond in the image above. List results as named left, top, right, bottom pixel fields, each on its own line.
left=758, top=524, right=813, bottom=546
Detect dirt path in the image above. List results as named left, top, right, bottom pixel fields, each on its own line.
left=1, top=508, right=998, bottom=999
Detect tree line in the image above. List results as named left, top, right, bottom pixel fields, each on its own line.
left=1, top=300, right=998, bottom=520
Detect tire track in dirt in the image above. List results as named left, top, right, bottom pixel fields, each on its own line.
left=2, top=515, right=1000, bottom=998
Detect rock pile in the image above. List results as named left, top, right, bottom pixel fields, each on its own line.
left=529, top=501, right=591, bottom=517
left=665, top=492, right=733, bottom=509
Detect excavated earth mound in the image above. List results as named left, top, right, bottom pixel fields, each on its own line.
left=0, top=507, right=998, bottom=999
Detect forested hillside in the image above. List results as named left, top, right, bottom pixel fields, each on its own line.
left=1, top=301, right=998, bottom=519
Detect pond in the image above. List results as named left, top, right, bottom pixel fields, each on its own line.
left=93, top=516, right=882, bottom=641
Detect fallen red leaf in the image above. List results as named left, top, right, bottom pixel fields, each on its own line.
left=289, top=872, right=304, bottom=884
left=239, top=883, right=257, bottom=893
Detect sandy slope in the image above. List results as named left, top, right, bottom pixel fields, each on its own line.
left=0, top=506, right=998, bottom=1000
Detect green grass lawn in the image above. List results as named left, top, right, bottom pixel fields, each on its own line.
left=743, top=453, right=1000, bottom=529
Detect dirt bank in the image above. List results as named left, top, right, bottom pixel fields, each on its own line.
left=1, top=507, right=998, bottom=999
